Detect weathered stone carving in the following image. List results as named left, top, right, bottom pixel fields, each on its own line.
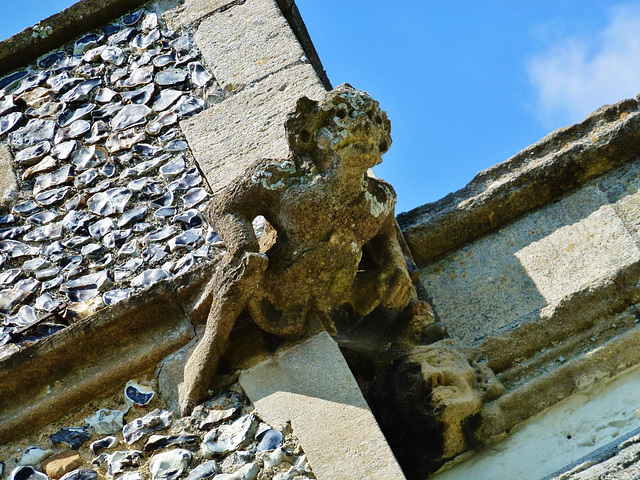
left=371, top=344, right=505, bottom=479
left=179, top=84, right=416, bottom=413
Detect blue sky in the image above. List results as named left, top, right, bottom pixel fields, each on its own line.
left=2, top=1, right=640, bottom=213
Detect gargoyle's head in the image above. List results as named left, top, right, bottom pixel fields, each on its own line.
left=393, top=345, right=483, bottom=460
left=287, top=84, right=392, bottom=172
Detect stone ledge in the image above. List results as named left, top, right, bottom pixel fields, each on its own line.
left=399, top=97, right=640, bottom=266
left=0, top=258, right=219, bottom=444
left=480, top=323, right=640, bottom=441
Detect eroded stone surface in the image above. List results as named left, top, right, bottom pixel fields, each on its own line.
left=195, top=0, right=306, bottom=91
left=179, top=85, right=425, bottom=413
left=181, top=63, right=325, bottom=195
left=432, top=364, right=640, bottom=480
left=370, top=344, right=504, bottom=478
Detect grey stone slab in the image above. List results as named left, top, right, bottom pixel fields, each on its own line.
left=420, top=181, right=640, bottom=347
left=163, top=0, right=236, bottom=30
left=0, top=145, right=17, bottom=213
left=239, top=332, right=407, bottom=480
left=181, top=63, right=325, bottom=194
left=194, top=0, right=307, bottom=91
left=599, top=160, right=640, bottom=245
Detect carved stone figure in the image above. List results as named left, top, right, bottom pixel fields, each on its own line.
left=370, top=344, right=505, bottom=479
left=178, top=84, right=416, bottom=414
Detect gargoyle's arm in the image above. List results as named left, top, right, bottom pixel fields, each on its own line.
left=375, top=208, right=414, bottom=309
left=351, top=181, right=413, bottom=314
left=206, top=159, right=292, bottom=258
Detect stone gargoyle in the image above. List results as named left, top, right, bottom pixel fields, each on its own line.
left=370, top=344, right=505, bottom=479
left=179, top=84, right=420, bottom=414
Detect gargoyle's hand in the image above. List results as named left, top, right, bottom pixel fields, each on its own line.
left=218, top=251, right=268, bottom=291
left=224, top=240, right=263, bottom=268
left=229, top=251, right=269, bottom=279
left=241, top=251, right=269, bottom=276
left=381, top=265, right=412, bottom=310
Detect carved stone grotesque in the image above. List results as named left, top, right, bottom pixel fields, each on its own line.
left=179, top=84, right=416, bottom=414
left=370, top=345, right=504, bottom=479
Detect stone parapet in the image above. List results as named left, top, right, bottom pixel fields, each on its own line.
left=399, top=97, right=640, bottom=265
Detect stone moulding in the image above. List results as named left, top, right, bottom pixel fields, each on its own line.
left=0, top=0, right=331, bottom=91
left=399, top=97, right=640, bottom=266
left=0, top=260, right=216, bottom=444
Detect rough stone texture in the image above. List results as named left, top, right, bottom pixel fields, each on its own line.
left=42, top=451, right=82, bottom=479
left=156, top=336, right=200, bottom=414
left=370, top=345, right=504, bottom=479
left=412, top=156, right=640, bottom=457
left=163, top=0, right=236, bottom=30
left=181, top=63, right=326, bottom=194
left=0, top=145, right=17, bottom=213
left=420, top=168, right=640, bottom=348
left=195, top=0, right=307, bottom=91
left=399, top=97, right=640, bottom=265
left=239, top=332, right=407, bottom=480
left=0, top=281, right=195, bottom=444
left=0, top=0, right=148, bottom=73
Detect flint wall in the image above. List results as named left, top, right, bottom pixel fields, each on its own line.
left=0, top=0, right=327, bottom=444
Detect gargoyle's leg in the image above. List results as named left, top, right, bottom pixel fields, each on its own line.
left=179, top=252, right=267, bottom=415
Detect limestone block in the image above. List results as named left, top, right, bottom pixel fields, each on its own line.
left=0, top=145, right=18, bottom=213
left=239, top=332, right=406, bottom=480
left=163, top=0, right=236, bottom=31
left=598, top=160, right=640, bottom=243
left=181, top=63, right=325, bottom=194
left=194, top=0, right=307, bottom=91
left=420, top=182, right=640, bottom=347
